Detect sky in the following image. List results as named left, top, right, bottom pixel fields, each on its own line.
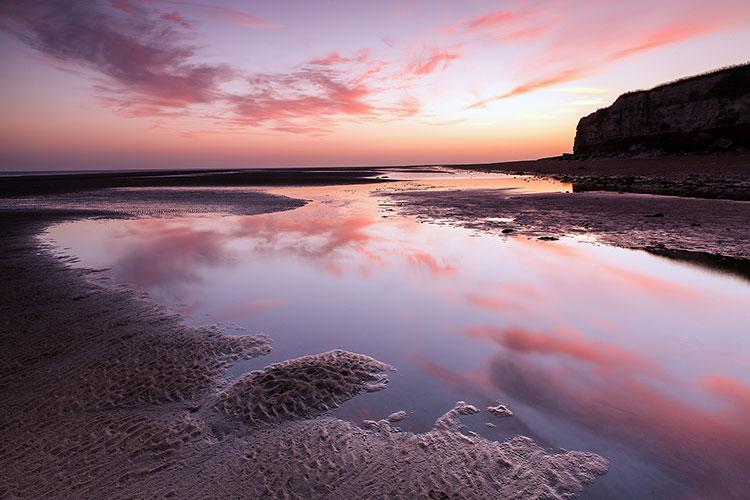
left=1, top=0, right=749, bottom=171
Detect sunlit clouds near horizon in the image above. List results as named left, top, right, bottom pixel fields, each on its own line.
left=2, top=0, right=749, bottom=170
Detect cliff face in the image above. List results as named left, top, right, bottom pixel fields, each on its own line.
left=574, top=64, right=750, bottom=156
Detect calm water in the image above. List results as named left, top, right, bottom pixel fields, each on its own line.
left=45, top=172, right=750, bottom=499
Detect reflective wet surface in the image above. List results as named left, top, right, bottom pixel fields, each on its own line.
left=45, top=172, right=750, bottom=499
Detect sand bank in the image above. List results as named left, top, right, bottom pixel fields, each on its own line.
left=385, top=188, right=750, bottom=275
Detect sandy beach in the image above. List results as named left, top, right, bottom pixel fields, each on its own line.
left=0, top=186, right=608, bottom=498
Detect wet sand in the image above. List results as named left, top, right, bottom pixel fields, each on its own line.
left=385, top=188, right=750, bottom=278
left=0, top=167, right=394, bottom=196
left=0, top=193, right=608, bottom=498
left=453, top=153, right=750, bottom=200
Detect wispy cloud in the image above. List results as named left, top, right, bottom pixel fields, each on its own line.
left=0, top=1, right=426, bottom=134
left=224, top=48, right=413, bottom=133
left=457, top=4, right=551, bottom=42
left=470, top=66, right=589, bottom=108
left=4, top=0, right=747, bottom=139
left=468, top=10, right=745, bottom=108
left=309, top=50, right=373, bottom=67
left=155, top=0, right=281, bottom=28
left=464, top=8, right=535, bottom=34
left=607, top=19, right=723, bottom=61
left=159, top=10, right=192, bottom=29
left=229, top=66, right=379, bottom=133
left=403, top=46, right=460, bottom=76
left=1, top=0, right=234, bottom=115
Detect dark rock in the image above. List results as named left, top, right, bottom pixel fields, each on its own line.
left=501, top=228, right=514, bottom=234
left=574, top=63, right=750, bottom=157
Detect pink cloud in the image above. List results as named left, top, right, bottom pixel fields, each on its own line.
left=403, top=46, right=460, bottom=76
left=228, top=50, right=406, bottom=133
left=309, top=50, right=372, bottom=66
left=9, top=0, right=744, bottom=139
left=0, top=2, right=411, bottom=133
left=4, top=2, right=485, bottom=135
left=386, top=95, right=421, bottom=118
left=2, top=0, right=234, bottom=115
left=464, top=9, right=534, bottom=33
left=446, top=4, right=550, bottom=42
left=607, top=19, right=726, bottom=61
left=156, top=1, right=281, bottom=28
left=701, top=374, right=750, bottom=414
left=470, top=66, right=589, bottom=108
left=229, top=68, right=377, bottom=132
left=160, top=10, right=192, bottom=29
left=467, top=4, right=748, bottom=107
left=110, top=0, right=144, bottom=14
left=309, top=52, right=350, bottom=67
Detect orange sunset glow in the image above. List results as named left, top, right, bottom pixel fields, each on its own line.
left=2, top=0, right=749, bottom=170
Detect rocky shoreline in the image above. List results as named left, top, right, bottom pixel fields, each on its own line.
left=453, top=153, right=750, bottom=201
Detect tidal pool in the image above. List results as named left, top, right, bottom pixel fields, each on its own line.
left=45, top=172, right=750, bottom=499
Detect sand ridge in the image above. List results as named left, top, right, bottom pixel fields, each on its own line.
left=212, top=350, right=392, bottom=428
left=0, top=187, right=306, bottom=218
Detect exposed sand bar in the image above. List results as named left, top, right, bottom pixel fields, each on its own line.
left=0, top=166, right=393, bottom=197
left=385, top=189, right=750, bottom=276
left=0, top=193, right=608, bottom=498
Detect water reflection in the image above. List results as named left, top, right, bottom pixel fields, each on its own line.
left=484, top=340, right=750, bottom=498
left=114, top=220, right=231, bottom=288
left=46, top=174, right=750, bottom=499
